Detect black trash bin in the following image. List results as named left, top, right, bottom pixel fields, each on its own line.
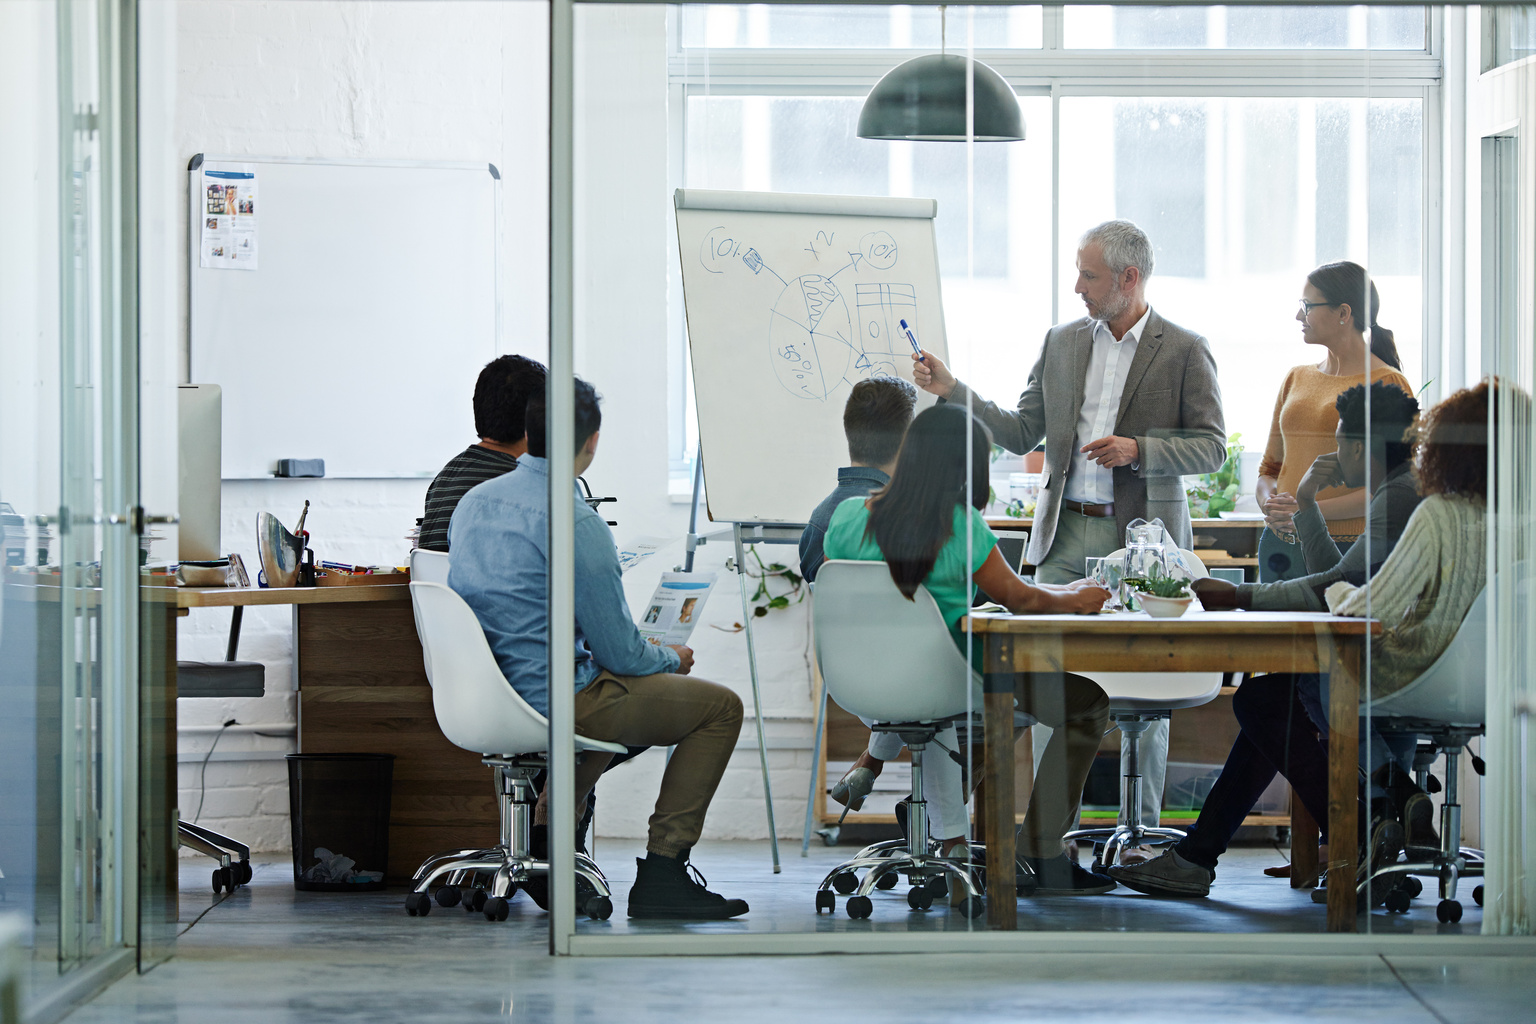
left=286, top=753, right=394, bottom=892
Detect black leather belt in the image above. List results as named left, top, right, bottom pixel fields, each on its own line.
left=1060, top=499, right=1115, bottom=519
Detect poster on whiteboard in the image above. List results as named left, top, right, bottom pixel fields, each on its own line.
left=201, top=164, right=259, bottom=269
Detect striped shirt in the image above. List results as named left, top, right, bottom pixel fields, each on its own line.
left=418, top=445, right=519, bottom=552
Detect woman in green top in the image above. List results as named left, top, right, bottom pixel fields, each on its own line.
left=822, top=404, right=1118, bottom=895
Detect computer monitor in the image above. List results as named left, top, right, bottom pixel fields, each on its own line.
left=178, top=384, right=222, bottom=561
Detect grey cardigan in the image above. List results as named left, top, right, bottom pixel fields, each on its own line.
left=1244, top=462, right=1424, bottom=612
left=946, top=310, right=1227, bottom=565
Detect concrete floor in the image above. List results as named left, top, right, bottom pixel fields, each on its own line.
left=60, top=840, right=1530, bottom=1024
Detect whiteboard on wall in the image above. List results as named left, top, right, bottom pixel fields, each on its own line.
left=675, top=189, right=950, bottom=524
left=188, top=155, right=501, bottom=478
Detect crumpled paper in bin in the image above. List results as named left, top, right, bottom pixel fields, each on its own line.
left=301, top=847, right=384, bottom=884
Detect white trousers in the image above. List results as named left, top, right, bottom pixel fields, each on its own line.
left=861, top=718, right=966, bottom=839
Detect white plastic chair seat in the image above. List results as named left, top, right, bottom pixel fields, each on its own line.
left=812, top=560, right=982, bottom=723
left=410, top=546, right=451, bottom=585
left=409, top=581, right=626, bottom=758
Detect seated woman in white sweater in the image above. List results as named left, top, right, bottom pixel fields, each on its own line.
left=1111, top=380, right=1496, bottom=898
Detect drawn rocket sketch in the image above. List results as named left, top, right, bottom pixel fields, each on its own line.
left=698, top=224, right=916, bottom=401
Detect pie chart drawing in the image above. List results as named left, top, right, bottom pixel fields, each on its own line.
left=768, top=275, right=854, bottom=401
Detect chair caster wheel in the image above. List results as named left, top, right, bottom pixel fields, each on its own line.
left=846, top=895, right=873, bottom=919
left=875, top=872, right=899, bottom=891
left=1384, top=890, right=1412, bottom=914
left=907, top=886, right=933, bottom=911
left=464, top=889, right=488, bottom=913
left=404, top=892, right=431, bottom=917
left=435, top=885, right=461, bottom=908
left=1404, top=876, right=1423, bottom=897
left=584, top=895, right=613, bottom=921
left=1473, top=885, right=1484, bottom=907
left=956, top=896, right=985, bottom=919
left=923, top=875, right=949, bottom=896
left=815, top=890, right=836, bottom=913
left=484, top=897, right=510, bottom=921
left=235, top=862, right=252, bottom=885
left=1436, top=899, right=1462, bottom=923
left=832, top=871, right=858, bottom=894
left=211, top=868, right=224, bottom=895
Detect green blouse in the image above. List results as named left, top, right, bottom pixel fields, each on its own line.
left=821, top=496, right=999, bottom=651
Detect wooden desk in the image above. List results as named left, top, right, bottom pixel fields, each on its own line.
left=178, top=584, right=495, bottom=882
left=966, top=609, right=1378, bottom=933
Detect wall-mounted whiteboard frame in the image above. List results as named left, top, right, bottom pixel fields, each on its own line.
left=188, top=154, right=503, bottom=479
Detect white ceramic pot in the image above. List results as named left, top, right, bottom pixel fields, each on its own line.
left=1137, top=593, right=1194, bottom=618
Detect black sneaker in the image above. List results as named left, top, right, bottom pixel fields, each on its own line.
left=1018, top=852, right=1116, bottom=896
left=627, top=850, right=749, bottom=920
left=521, top=824, right=599, bottom=912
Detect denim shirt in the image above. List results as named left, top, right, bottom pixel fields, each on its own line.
left=798, top=466, right=890, bottom=583
left=447, top=455, right=679, bottom=715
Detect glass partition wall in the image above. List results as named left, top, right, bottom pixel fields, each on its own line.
left=1, top=0, right=162, bottom=1013
left=550, top=1, right=1536, bottom=953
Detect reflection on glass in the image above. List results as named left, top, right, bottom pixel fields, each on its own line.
left=1483, top=4, right=1536, bottom=71
left=1059, top=96, right=1423, bottom=448
left=680, top=4, right=1043, bottom=49
left=1065, top=5, right=1428, bottom=50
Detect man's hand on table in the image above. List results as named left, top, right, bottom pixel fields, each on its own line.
left=1192, top=578, right=1251, bottom=611
left=668, top=645, right=695, bottom=675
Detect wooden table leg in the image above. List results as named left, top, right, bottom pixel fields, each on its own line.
left=1290, top=791, right=1320, bottom=888
left=982, top=686, right=1017, bottom=931
left=1327, top=639, right=1362, bottom=932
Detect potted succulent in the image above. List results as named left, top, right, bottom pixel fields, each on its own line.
left=1125, top=564, right=1195, bottom=618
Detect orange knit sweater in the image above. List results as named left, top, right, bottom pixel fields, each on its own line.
left=1258, top=363, right=1413, bottom=538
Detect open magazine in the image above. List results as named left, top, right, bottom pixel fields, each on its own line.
left=636, top=571, right=718, bottom=647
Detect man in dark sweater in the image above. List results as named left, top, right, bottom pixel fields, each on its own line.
left=797, top=375, right=918, bottom=583
left=1111, top=380, right=1426, bottom=898
left=418, top=355, right=546, bottom=552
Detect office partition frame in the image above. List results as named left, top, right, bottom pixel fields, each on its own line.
left=548, top=0, right=1526, bottom=956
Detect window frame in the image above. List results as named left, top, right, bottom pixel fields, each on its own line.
left=665, top=5, right=1445, bottom=470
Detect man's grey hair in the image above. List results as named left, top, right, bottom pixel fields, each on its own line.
left=1079, top=220, right=1154, bottom=282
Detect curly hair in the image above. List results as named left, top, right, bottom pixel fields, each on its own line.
left=1334, top=379, right=1420, bottom=471
left=1413, top=380, right=1491, bottom=501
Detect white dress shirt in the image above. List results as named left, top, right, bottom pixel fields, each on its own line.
left=1064, top=305, right=1152, bottom=504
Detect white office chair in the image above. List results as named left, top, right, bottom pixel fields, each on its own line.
left=811, top=560, right=986, bottom=920
left=403, top=580, right=627, bottom=921
left=1065, top=548, right=1224, bottom=871
left=409, top=546, right=450, bottom=585
left=1360, top=566, right=1525, bottom=922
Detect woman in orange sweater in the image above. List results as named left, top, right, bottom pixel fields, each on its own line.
left=1257, top=262, right=1413, bottom=581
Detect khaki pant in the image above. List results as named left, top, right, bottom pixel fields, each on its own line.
left=1014, top=672, right=1111, bottom=859
left=573, top=670, right=743, bottom=858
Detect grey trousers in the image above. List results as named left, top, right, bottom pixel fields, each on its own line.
left=1034, top=509, right=1167, bottom=830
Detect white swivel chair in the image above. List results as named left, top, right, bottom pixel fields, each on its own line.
left=409, top=546, right=451, bottom=585
left=1360, top=567, right=1526, bottom=922
left=403, top=580, right=626, bottom=921
left=1064, top=548, right=1224, bottom=871
left=811, top=560, right=986, bottom=920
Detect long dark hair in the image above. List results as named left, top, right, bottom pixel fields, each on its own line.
left=864, top=404, right=992, bottom=599
left=1308, top=261, right=1401, bottom=370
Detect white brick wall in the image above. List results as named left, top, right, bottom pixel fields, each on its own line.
left=163, top=1, right=821, bottom=855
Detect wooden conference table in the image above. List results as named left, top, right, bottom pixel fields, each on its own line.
left=967, top=608, right=1380, bottom=933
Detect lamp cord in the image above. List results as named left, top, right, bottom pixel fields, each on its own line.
left=193, top=719, right=237, bottom=823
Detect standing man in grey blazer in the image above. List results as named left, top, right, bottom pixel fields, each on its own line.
left=911, top=220, right=1226, bottom=858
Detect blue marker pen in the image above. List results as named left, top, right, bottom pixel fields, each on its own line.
left=900, top=319, right=924, bottom=362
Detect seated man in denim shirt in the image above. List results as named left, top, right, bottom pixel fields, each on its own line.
left=449, top=379, right=747, bottom=920
left=798, top=375, right=917, bottom=583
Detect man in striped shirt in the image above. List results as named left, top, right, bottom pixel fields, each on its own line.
left=418, top=354, right=546, bottom=552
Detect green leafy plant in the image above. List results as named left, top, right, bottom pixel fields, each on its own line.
left=1127, top=563, right=1191, bottom=599
left=1186, top=432, right=1243, bottom=518
left=746, top=547, right=804, bottom=618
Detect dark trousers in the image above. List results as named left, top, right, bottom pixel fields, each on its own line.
left=1175, top=673, right=1332, bottom=871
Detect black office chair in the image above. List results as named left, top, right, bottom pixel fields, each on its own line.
left=178, top=605, right=262, bottom=894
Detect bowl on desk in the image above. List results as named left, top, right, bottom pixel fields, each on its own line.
left=1136, top=593, right=1194, bottom=618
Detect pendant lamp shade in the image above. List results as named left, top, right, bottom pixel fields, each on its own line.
left=857, top=54, right=1025, bottom=142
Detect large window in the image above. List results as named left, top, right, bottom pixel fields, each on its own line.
left=672, top=4, right=1432, bottom=462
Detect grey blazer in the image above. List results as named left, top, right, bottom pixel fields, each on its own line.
left=948, top=310, right=1226, bottom=566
